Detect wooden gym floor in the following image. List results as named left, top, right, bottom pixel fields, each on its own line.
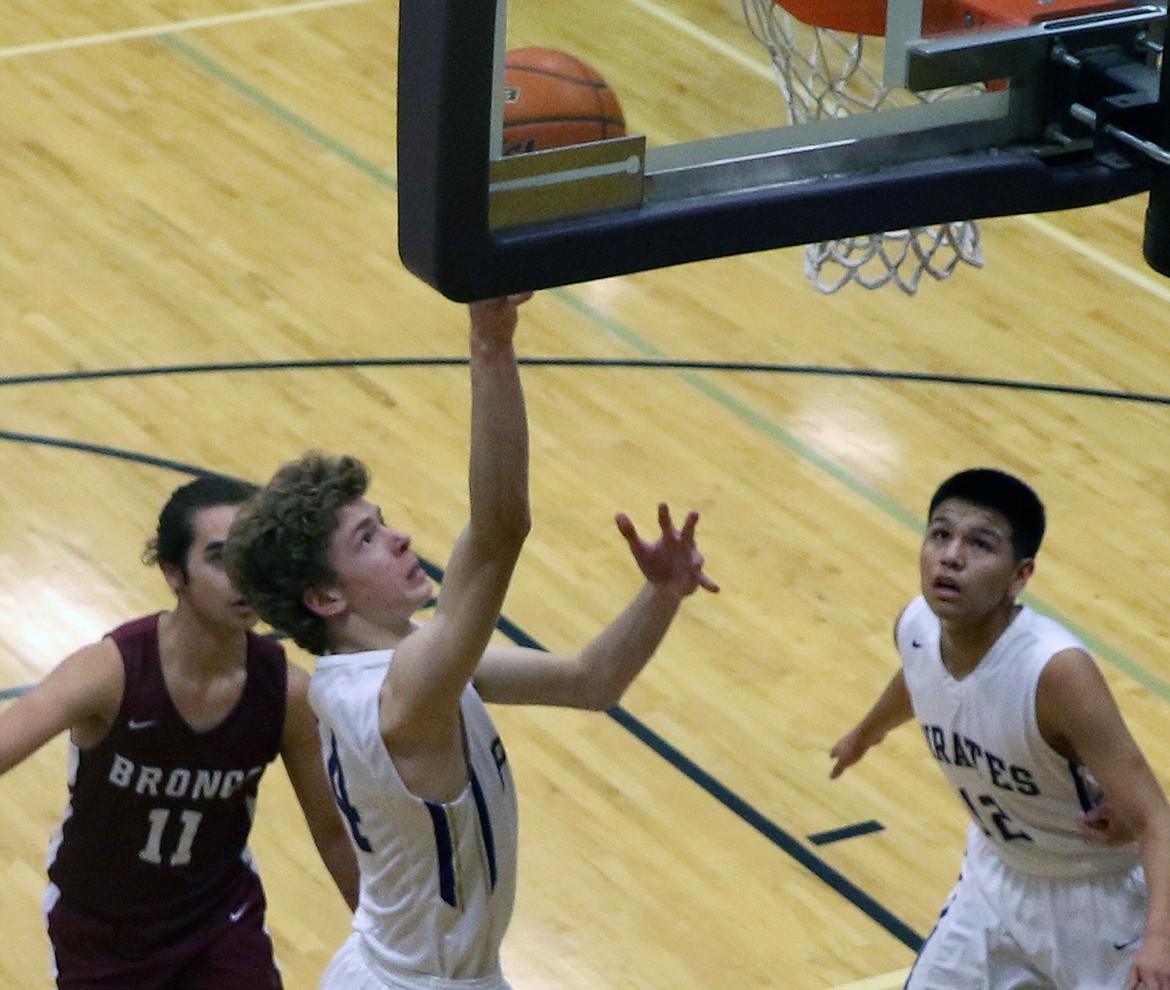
left=3, top=1, right=1170, bottom=987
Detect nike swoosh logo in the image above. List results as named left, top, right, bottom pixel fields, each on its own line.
left=912, top=640, right=923, bottom=648
left=229, top=905, right=248, bottom=923
left=128, top=719, right=158, bottom=730
left=1113, top=936, right=1140, bottom=950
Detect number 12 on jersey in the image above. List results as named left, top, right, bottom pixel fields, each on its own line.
left=960, top=788, right=1034, bottom=844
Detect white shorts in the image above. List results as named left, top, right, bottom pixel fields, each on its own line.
left=907, top=835, right=1147, bottom=990
left=320, top=934, right=513, bottom=990
left=320, top=934, right=386, bottom=990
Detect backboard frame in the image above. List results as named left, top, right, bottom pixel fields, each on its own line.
left=397, top=0, right=1165, bottom=301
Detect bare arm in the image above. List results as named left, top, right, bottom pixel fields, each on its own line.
left=829, top=669, right=914, bottom=779
left=1037, top=649, right=1170, bottom=989
left=0, top=638, right=122, bottom=774
left=380, top=295, right=533, bottom=788
left=281, top=664, right=359, bottom=911
left=474, top=504, right=717, bottom=709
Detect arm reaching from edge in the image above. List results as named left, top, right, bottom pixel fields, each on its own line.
left=829, top=669, right=914, bottom=779
left=475, top=503, right=717, bottom=709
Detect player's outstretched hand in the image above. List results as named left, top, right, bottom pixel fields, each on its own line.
left=615, top=503, right=719, bottom=598
left=829, top=729, right=874, bottom=780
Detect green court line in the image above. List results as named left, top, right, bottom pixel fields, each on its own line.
left=157, top=35, right=1170, bottom=705
left=158, top=36, right=395, bottom=190
left=553, top=292, right=925, bottom=530
left=559, top=290, right=1170, bottom=703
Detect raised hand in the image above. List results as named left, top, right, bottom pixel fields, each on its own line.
left=468, top=292, right=534, bottom=346
left=615, top=502, right=719, bottom=598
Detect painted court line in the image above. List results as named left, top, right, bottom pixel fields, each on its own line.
left=623, top=0, right=774, bottom=79
left=808, top=819, right=885, bottom=846
left=0, top=0, right=376, bottom=61
left=1017, top=214, right=1170, bottom=305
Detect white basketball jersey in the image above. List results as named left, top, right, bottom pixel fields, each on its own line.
left=898, top=596, right=1139, bottom=880
left=309, top=649, right=518, bottom=990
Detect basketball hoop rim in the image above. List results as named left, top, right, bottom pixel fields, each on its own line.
left=770, top=0, right=1137, bottom=36
left=771, top=0, right=886, bottom=36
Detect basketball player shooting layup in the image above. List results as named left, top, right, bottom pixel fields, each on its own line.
left=830, top=468, right=1170, bottom=990
left=225, top=293, right=719, bottom=990
left=0, top=474, right=359, bottom=990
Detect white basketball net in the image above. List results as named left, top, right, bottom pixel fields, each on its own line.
left=741, top=0, right=985, bottom=293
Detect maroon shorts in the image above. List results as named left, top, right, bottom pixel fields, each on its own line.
left=46, top=869, right=282, bottom=990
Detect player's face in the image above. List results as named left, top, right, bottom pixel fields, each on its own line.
left=174, top=504, right=260, bottom=630
left=919, top=498, right=1033, bottom=624
left=327, top=498, right=434, bottom=626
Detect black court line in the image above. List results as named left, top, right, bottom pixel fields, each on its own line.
left=809, top=820, right=886, bottom=846
left=0, top=430, right=238, bottom=475
left=2, top=358, right=1170, bottom=409
left=608, top=708, right=916, bottom=947
left=491, top=606, right=923, bottom=951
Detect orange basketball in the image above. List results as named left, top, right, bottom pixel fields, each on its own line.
left=502, top=48, right=626, bottom=156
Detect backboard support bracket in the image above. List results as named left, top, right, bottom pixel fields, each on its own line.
left=904, top=4, right=1164, bottom=89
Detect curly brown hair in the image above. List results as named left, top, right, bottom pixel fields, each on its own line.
left=225, top=451, right=370, bottom=655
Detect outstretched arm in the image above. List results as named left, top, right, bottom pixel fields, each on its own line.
left=379, top=295, right=533, bottom=787
left=829, top=669, right=914, bottom=779
left=0, top=639, right=122, bottom=775
left=475, top=503, right=717, bottom=709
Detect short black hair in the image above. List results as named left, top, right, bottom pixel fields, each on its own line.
left=928, top=468, right=1045, bottom=560
left=144, top=475, right=259, bottom=570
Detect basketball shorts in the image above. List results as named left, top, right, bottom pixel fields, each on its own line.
left=905, top=834, right=1147, bottom=989
left=321, top=932, right=513, bottom=990
left=320, top=934, right=386, bottom=990
left=46, top=869, right=282, bottom=990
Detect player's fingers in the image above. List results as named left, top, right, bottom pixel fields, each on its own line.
left=678, top=510, right=699, bottom=544
left=614, top=512, right=639, bottom=545
left=656, top=501, right=674, bottom=536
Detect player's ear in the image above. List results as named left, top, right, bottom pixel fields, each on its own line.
left=303, top=586, right=345, bottom=618
left=1010, top=558, right=1035, bottom=598
left=161, top=561, right=187, bottom=594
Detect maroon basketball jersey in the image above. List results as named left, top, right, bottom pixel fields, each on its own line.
left=47, top=614, right=287, bottom=921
